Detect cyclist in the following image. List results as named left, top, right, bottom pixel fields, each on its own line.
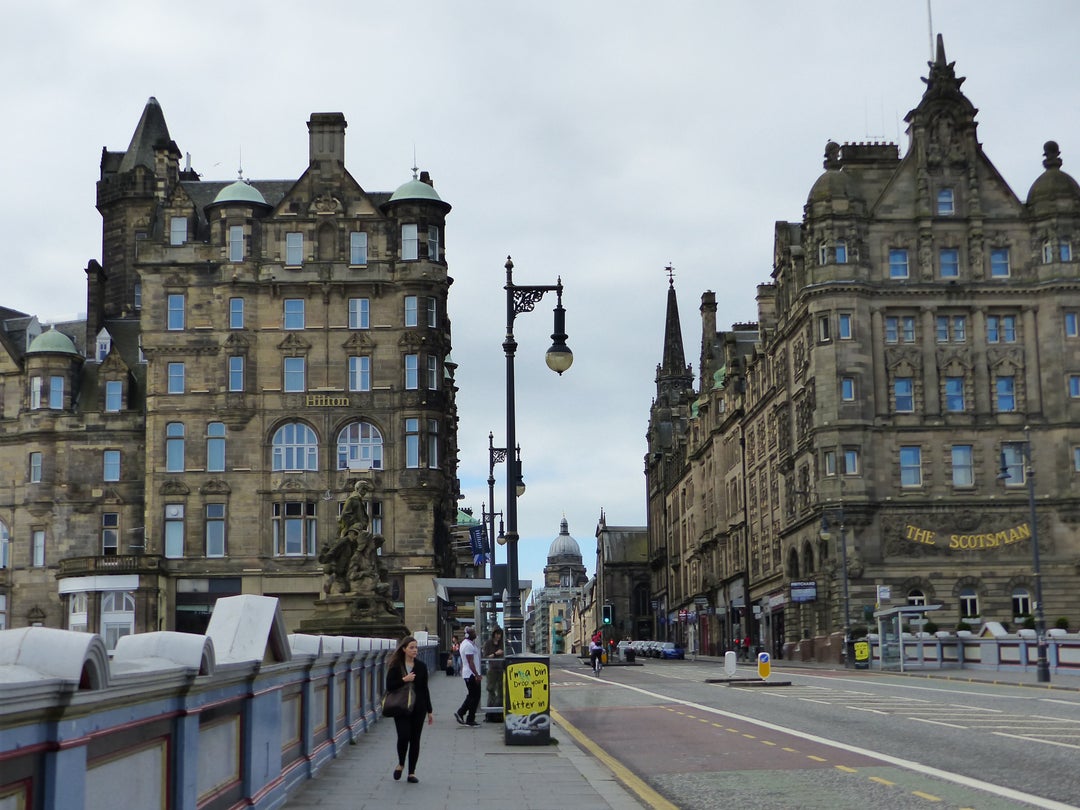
left=589, top=632, right=604, bottom=676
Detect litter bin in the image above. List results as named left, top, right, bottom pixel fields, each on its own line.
left=624, top=647, right=635, bottom=662
left=503, top=654, right=550, bottom=746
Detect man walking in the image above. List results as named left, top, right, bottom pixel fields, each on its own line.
left=454, top=626, right=482, bottom=727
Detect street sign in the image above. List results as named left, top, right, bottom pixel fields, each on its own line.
left=757, top=651, right=771, bottom=680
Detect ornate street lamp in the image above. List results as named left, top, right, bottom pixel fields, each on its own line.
left=998, top=426, right=1050, bottom=683
left=503, top=256, right=572, bottom=654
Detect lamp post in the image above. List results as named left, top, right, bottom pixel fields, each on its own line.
left=999, top=427, right=1050, bottom=683
left=486, top=436, right=524, bottom=609
left=819, top=506, right=851, bottom=667
left=503, top=256, right=572, bottom=654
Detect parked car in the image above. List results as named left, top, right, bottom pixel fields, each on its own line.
left=658, top=642, right=685, bottom=660
left=646, top=640, right=663, bottom=658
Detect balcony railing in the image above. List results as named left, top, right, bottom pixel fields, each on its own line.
left=58, top=554, right=165, bottom=577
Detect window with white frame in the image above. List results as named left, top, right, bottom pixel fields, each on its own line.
left=166, top=422, right=185, bottom=473
left=167, top=362, right=185, bottom=394
left=426, top=356, right=439, bottom=390
left=842, top=448, right=859, bottom=475
left=206, top=504, right=226, bottom=558
left=838, top=312, right=853, bottom=339
left=401, top=224, right=418, bottom=260
left=272, top=423, right=318, bottom=471
left=229, top=297, right=245, bottom=329
left=29, top=452, right=42, bottom=483
left=349, top=298, right=370, bottom=329
left=818, top=242, right=828, bottom=265
left=103, top=450, right=120, bottom=482
left=283, top=356, right=306, bottom=392
left=907, top=590, right=927, bottom=607
left=404, top=354, right=418, bottom=390
left=939, top=248, right=960, bottom=278
left=49, top=376, right=64, bottom=409
left=987, top=314, right=1017, bottom=343
left=105, top=380, right=123, bottom=412
left=990, top=248, right=1010, bottom=277
left=96, top=330, right=112, bottom=361
left=0, top=521, right=8, bottom=570
left=348, top=356, right=371, bottom=392
left=273, top=501, right=317, bottom=556
left=167, top=294, right=185, bottom=330
left=1062, top=241, right=1073, bottom=262
left=428, top=225, right=440, bottom=261
left=285, top=232, right=303, bottom=265
left=425, top=297, right=437, bottom=328
left=899, top=446, right=922, bottom=487
left=1043, top=240, right=1054, bottom=264
left=207, top=422, right=225, bottom=473
left=1066, top=311, right=1079, bottom=338
left=427, top=419, right=439, bottom=468
left=1001, top=442, right=1025, bottom=486
left=405, top=296, right=418, bottom=327
left=337, top=421, right=383, bottom=470
left=30, top=376, right=42, bottom=409
left=823, top=449, right=837, bottom=476
left=283, top=298, right=305, bottom=330
left=134, top=281, right=142, bottom=310
left=170, top=217, right=187, bottom=245
left=893, top=377, right=914, bottom=412
left=101, top=591, right=135, bottom=650
left=835, top=239, right=847, bottom=263
left=102, top=512, right=119, bottom=555
left=996, top=376, right=1016, bottom=412
left=889, top=249, right=909, bottom=279
left=405, top=418, right=420, bottom=468
left=1069, top=374, right=1080, bottom=399
left=945, top=376, right=966, bottom=412
left=937, top=188, right=955, bottom=215
left=228, top=356, right=244, bottom=392
left=951, top=445, right=974, bottom=487
left=350, top=231, right=368, bottom=265
left=817, top=314, right=830, bottom=342
left=841, top=377, right=856, bottom=402
left=885, top=315, right=916, bottom=344
left=1012, top=588, right=1032, bottom=618
left=1073, top=446, right=1080, bottom=472
left=164, top=504, right=185, bottom=558
left=959, top=587, right=980, bottom=619
left=68, top=592, right=87, bottom=633
left=228, top=225, right=244, bottom=262
left=936, top=314, right=967, bottom=343
left=32, top=529, right=45, bottom=567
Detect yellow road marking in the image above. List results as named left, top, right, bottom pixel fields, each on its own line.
left=836, top=765, right=857, bottom=773
left=807, top=755, right=827, bottom=762
left=782, top=747, right=799, bottom=753
left=912, top=791, right=942, bottom=802
left=870, top=777, right=896, bottom=786
left=742, top=733, right=756, bottom=739
left=550, top=709, right=680, bottom=810
left=761, top=741, right=777, bottom=746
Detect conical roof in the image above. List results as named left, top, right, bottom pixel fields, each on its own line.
left=118, top=97, right=173, bottom=174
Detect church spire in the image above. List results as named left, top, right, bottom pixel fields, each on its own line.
left=655, top=267, right=694, bottom=406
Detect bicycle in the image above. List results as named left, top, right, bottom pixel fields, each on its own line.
left=591, top=651, right=603, bottom=677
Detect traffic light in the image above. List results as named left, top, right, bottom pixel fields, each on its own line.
left=602, top=604, right=613, bottom=625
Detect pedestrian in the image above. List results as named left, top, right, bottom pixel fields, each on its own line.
left=385, top=635, right=433, bottom=784
left=482, top=626, right=505, bottom=718
left=454, top=625, right=482, bottom=726
left=742, top=634, right=752, bottom=662
left=451, top=635, right=461, bottom=675
left=589, top=631, right=604, bottom=675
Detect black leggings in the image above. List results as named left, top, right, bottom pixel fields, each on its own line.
left=393, top=712, right=426, bottom=773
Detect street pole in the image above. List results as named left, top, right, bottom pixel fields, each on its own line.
left=502, top=256, right=572, bottom=655
left=1024, top=426, right=1051, bottom=683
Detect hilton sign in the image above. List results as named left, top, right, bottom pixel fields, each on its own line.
left=305, top=394, right=352, bottom=407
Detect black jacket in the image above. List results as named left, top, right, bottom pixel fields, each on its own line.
left=386, top=659, right=433, bottom=716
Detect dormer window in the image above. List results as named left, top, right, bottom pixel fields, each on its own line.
left=169, top=216, right=188, bottom=245
left=937, top=188, right=955, bottom=215
left=96, top=329, right=112, bottom=362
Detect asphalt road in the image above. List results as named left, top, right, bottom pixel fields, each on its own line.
left=550, top=655, right=1080, bottom=810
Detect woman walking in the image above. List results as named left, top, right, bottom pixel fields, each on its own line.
left=386, top=635, right=434, bottom=784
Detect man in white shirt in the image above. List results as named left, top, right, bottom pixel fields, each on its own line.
left=454, top=625, right=482, bottom=726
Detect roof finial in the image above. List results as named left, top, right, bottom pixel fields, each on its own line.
left=665, top=263, right=675, bottom=286
left=237, top=145, right=244, bottom=182
left=1043, top=141, right=1063, bottom=170
left=412, top=144, right=418, bottom=180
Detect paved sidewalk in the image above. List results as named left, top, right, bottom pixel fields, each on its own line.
left=283, top=662, right=647, bottom=810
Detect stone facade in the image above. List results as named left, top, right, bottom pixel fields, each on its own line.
left=647, top=38, right=1080, bottom=660
left=0, top=100, right=459, bottom=640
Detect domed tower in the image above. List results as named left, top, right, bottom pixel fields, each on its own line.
left=1026, top=141, right=1080, bottom=275
left=544, top=517, right=587, bottom=589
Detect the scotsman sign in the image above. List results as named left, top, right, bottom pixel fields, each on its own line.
left=904, top=522, right=1032, bottom=551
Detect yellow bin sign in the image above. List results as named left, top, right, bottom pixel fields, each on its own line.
left=504, top=656, right=551, bottom=746
left=757, top=651, right=771, bottom=680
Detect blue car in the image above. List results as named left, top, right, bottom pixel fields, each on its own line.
left=659, top=642, right=685, bottom=660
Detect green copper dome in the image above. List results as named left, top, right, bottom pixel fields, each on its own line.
left=212, top=179, right=268, bottom=206
left=27, top=329, right=79, bottom=356
left=389, top=178, right=445, bottom=204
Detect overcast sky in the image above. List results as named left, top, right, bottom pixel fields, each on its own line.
left=4, top=2, right=1079, bottom=610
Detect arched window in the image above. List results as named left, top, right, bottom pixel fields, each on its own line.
left=101, top=591, right=136, bottom=650
left=337, top=421, right=383, bottom=470
left=1011, top=588, right=1032, bottom=618
left=273, top=423, right=318, bottom=471
left=907, top=589, right=926, bottom=607
left=786, top=547, right=799, bottom=578
left=959, top=587, right=980, bottom=619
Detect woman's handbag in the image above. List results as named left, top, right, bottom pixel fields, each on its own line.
left=381, top=682, right=415, bottom=717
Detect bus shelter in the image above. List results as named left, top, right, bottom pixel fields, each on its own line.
left=872, top=604, right=942, bottom=672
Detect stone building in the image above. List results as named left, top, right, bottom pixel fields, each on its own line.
left=526, top=517, right=587, bottom=654
left=0, top=98, right=460, bottom=640
left=647, top=38, right=1080, bottom=661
